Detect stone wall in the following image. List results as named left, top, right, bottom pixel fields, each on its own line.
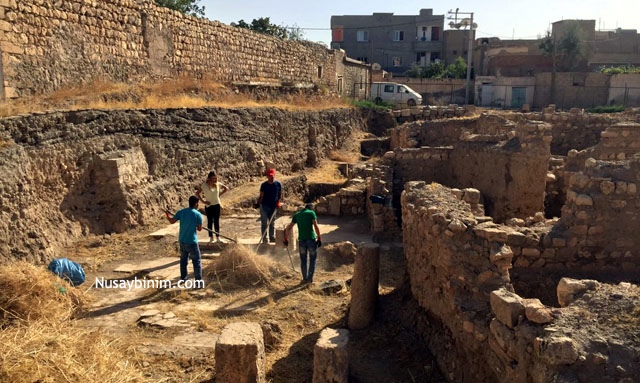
left=0, top=0, right=366, bottom=99
left=389, top=115, right=552, bottom=222
left=533, top=108, right=621, bottom=155
left=400, top=181, right=640, bottom=383
left=0, top=107, right=366, bottom=262
left=558, top=152, right=640, bottom=267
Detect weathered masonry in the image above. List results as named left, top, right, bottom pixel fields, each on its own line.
left=0, top=0, right=368, bottom=100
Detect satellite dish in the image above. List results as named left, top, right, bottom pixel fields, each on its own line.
left=372, top=63, right=382, bottom=70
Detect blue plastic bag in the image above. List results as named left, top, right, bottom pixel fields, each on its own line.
left=48, top=258, right=86, bottom=286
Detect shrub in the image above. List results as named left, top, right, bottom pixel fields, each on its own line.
left=351, top=99, right=394, bottom=111
left=586, top=105, right=625, bottom=113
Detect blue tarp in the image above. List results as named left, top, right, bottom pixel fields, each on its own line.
left=48, top=258, right=86, bottom=286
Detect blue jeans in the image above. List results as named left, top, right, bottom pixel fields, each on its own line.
left=260, top=205, right=277, bottom=242
left=299, top=239, right=318, bottom=282
left=179, top=242, right=202, bottom=280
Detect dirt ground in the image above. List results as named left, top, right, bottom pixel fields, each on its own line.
left=69, top=207, right=445, bottom=383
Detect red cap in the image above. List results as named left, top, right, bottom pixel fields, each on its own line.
left=266, top=168, right=276, bottom=176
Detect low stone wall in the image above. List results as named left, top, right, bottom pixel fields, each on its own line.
left=390, top=117, right=551, bottom=222
left=522, top=108, right=622, bottom=155
left=558, top=155, right=640, bottom=265
left=314, top=179, right=367, bottom=217
left=0, top=107, right=366, bottom=262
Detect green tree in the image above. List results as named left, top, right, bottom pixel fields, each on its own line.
left=154, top=0, right=204, bottom=17
left=539, top=31, right=558, bottom=104
left=539, top=22, right=588, bottom=104
left=556, top=22, right=587, bottom=71
left=232, top=17, right=289, bottom=39
left=287, top=24, right=305, bottom=41
left=445, top=57, right=467, bottom=79
left=404, top=64, right=424, bottom=78
left=423, top=62, right=446, bottom=78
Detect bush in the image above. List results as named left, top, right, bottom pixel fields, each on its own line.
left=599, top=65, right=640, bottom=75
left=351, top=99, right=394, bottom=111
left=586, top=105, right=625, bottom=113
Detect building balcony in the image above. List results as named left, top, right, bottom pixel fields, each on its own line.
left=413, top=40, right=443, bottom=51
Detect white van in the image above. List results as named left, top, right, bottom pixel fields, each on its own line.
left=370, top=82, right=422, bottom=107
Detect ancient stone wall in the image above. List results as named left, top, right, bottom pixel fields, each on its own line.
left=537, top=108, right=620, bottom=155
left=0, top=107, right=366, bottom=262
left=390, top=116, right=552, bottom=222
left=558, top=154, right=640, bottom=267
left=401, top=181, right=640, bottom=383
left=0, top=0, right=347, bottom=98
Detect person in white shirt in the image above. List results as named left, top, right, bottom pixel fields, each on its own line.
left=195, top=171, right=229, bottom=243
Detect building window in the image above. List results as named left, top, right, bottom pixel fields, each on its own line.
left=431, top=52, right=441, bottom=63
left=357, top=30, right=369, bottom=42
left=452, top=50, right=457, bottom=55
left=356, top=56, right=368, bottom=63
left=420, top=26, right=429, bottom=41
left=431, top=26, right=440, bottom=41
left=318, top=66, right=323, bottom=79
left=393, top=30, right=404, bottom=41
left=392, top=56, right=402, bottom=67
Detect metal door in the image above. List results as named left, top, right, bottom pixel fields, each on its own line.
left=480, top=84, right=493, bottom=107
left=511, top=87, right=526, bottom=109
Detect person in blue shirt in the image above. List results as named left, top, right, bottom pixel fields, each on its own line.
left=255, top=168, right=282, bottom=243
left=165, top=196, right=203, bottom=281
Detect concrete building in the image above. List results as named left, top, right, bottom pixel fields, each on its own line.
left=331, top=9, right=444, bottom=75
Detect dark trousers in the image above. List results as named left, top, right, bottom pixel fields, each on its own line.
left=205, top=204, right=221, bottom=238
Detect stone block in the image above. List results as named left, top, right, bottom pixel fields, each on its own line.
left=490, top=288, right=525, bottom=328
left=215, top=322, right=266, bottom=383
left=534, top=336, right=579, bottom=365
left=523, top=298, right=553, bottom=324
left=556, top=278, right=599, bottom=307
left=313, top=328, right=349, bottom=383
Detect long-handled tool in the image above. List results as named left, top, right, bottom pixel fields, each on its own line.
left=201, top=227, right=238, bottom=243
left=165, top=207, right=237, bottom=243
left=256, top=208, right=278, bottom=248
left=284, top=244, right=296, bottom=271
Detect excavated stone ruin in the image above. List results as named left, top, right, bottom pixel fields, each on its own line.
left=1, top=106, right=639, bottom=383
left=367, top=107, right=640, bottom=382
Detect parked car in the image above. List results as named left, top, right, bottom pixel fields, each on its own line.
left=370, top=82, right=422, bottom=107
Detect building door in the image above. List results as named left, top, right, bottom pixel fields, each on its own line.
left=416, top=52, right=428, bottom=67
left=481, top=84, right=493, bottom=107
left=511, top=87, right=526, bottom=109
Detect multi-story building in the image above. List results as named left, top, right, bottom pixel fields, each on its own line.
left=330, top=9, right=444, bottom=74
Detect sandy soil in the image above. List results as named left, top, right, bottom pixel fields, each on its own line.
left=70, top=210, right=445, bottom=383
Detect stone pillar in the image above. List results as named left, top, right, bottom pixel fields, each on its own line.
left=313, top=327, right=350, bottom=383
left=276, top=226, right=297, bottom=250
left=348, top=243, right=380, bottom=330
left=215, top=322, right=266, bottom=383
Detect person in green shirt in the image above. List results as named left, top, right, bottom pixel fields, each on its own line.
left=284, top=203, right=322, bottom=284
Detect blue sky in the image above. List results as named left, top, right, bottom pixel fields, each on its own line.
left=200, top=0, right=638, bottom=46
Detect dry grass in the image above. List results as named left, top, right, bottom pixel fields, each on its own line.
left=0, top=78, right=353, bottom=118
left=0, top=261, right=89, bottom=327
left=0, top=262, right=144, bottom=382
left=204, top=243, right=287, bottom=290
left=0, top=320, right=145, bottom=383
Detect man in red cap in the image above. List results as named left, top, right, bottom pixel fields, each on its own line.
left=255, top=168, right=282, bottom=243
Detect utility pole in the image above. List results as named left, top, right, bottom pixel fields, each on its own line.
left=464, top=12, right=474, bottom=105
left=447, top=9, right=476, bottom=105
